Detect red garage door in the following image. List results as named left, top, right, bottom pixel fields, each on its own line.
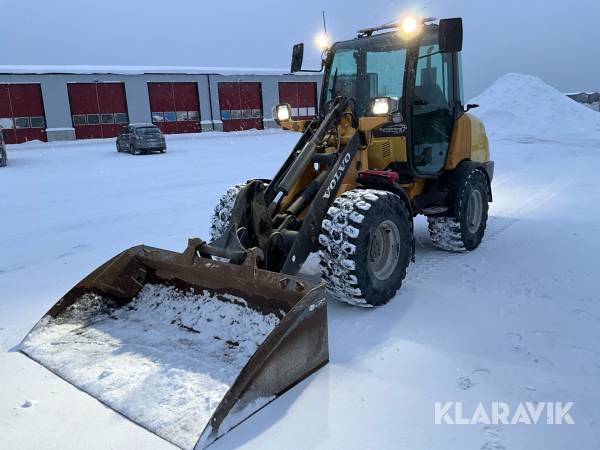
left=279, top=82, right=317, bottom=120
left=0, top=84, right=47, bottom=144
left=68, top=83, right=128, bottom=139
left=218, top=82, right=263, bottom=132
left=148, top=82, right=200, bottom=134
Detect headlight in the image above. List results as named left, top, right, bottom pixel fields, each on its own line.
left=370, top=97, right=399, bottom=116
left=273, top=104, right=292, bottom=123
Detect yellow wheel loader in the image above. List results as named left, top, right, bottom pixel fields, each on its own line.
left=21, top=17, right=492, bottom=449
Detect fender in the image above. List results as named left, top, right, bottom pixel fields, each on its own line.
left=442, top=160, right=494, bottom=216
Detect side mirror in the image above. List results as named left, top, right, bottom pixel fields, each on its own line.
left=439, top=18, right=463, bottom=52
left=273, top=103, right=292, bottom=125
left=291, top=43, right=304, bottom=73
left=465, top=103, right=479, bottom=112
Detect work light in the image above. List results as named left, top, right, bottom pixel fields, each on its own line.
left=273, top=103, right=292, bottom=123
left=315, top=32, right=329, bottom=50
left=371, top=97, right=399, bottom=116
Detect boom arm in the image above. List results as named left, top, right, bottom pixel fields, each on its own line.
left=201, top=96, right=360, bottom=274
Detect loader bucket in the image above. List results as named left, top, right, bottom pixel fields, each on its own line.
left=20, top=240, right=328, bottom=449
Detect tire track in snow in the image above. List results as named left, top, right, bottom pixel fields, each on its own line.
left=485, top=173, right=570, bottom=241
left=405, top=173, right=573, bottom=288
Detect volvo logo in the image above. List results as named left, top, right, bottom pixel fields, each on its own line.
left=323, top=153, right=352, bottom=199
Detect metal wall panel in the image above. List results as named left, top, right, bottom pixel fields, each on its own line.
left=0, top=83, right=47, bottom=144
left=148, top=82, right=200, bottom=134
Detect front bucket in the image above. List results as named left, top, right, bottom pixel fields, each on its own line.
left=20, top=241, right=328, bottom=449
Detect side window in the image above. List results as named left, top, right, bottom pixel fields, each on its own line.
left=414, top=44, right=451, bottom=108
left=411, top=44, right=455, bottom=175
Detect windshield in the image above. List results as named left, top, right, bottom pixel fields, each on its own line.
left=137, top=127, right=160, bottom=135
left=324, top=34, right=408, bottom=116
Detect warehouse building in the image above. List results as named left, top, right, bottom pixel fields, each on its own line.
left=566, top=91, right=600, bottom=112
left=0, top=66, right=321, bottom=144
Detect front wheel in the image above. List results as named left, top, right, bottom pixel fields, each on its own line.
left=318, top=189, right=413, bottom=307
left=209, top=183, right=247, bottom=241
left=129, top=144, right=137, bottom=155
left=428, top=169, right=489, bottom=251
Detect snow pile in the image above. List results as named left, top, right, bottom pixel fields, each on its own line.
left=470, top=73, right=600, bottom=138
left=21, top=284, right=280, bottom=450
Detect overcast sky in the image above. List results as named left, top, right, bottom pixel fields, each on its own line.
left=2, top=0, right=598, bottom=98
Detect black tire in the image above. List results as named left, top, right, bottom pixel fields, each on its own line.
left=428, top=169, right=489, bottom=251
left=130, top=144, right=136, bottom=155
left=209, top=183, right=247, bottom=241
left=318, top=189, right=413, bottom=307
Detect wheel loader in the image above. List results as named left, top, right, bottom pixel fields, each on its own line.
left=20, top=17, right=492, bottom=449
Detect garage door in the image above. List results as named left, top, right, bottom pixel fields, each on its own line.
left=68, top=83, right=128, bottom=139
left=148, top=82, right=200, bottom=134
left=218, top=82, right=263, bottom=132
left=0, top=84, right=47, bottom=144
left=278, top=82, right=317, bottom=120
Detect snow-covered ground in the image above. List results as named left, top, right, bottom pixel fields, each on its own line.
left=1, top=75, right=600, bottom=449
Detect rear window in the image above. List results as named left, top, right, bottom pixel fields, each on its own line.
left=136, top=127, right=160, bottom=135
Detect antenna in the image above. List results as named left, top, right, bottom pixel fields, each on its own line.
left=322, top=10, right=327, bottom=36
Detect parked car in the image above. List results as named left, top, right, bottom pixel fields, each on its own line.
left=0, top=129, right=7, bottom=167
left=116, top=123, right=166, bottom=155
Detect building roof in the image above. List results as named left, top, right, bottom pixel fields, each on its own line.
left=0, top=65, right=314, bottom=77
left=565, top=91, right=600, bottom=96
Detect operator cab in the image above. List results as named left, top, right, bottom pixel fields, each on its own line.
left=286, top=17, right=464, bottom=179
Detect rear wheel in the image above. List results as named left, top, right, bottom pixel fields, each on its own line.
left=318, top=189, right=413, bottom=307
left=428, top=169, right=489, bottom=251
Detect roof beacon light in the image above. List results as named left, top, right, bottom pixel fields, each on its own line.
left=401, top=16, right=418, bottom=34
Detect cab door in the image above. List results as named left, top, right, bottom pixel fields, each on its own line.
left=410, top=44, right=456, bottom=175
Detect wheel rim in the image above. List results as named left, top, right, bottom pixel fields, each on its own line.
left=367, top=220, right=401, bottom=281
left=466, top=189, right=483, bottom=234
